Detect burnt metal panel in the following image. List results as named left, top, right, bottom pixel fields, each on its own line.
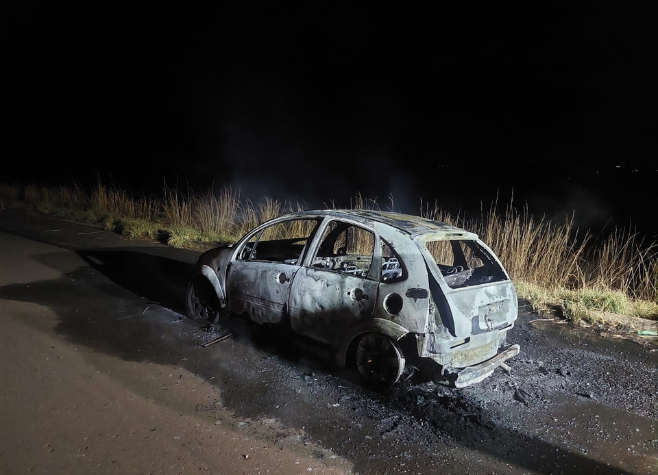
left=200, top=264, right=225, bottom=305
left=371, top=236, right=430, bottom=335
left=288, top=267, right=377, bottom=345
left=225, top=260, right=299, bottom=324
left=405, top=288, right=429, bottom=299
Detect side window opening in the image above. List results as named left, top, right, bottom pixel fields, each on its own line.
left=425, top=239, right=506, bottom=288
left=311, top=221, right=374, bottom=277
left=238, top=219, right=321, bottom=264
left=381, top=239, right=407, bottom=283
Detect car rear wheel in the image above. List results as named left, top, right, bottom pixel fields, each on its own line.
left=185, top=276, right=221, bottom=323
left=355, top=333, right=405, bottom=390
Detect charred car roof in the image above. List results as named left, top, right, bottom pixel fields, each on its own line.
left=281, top=209, right=477, bottom=239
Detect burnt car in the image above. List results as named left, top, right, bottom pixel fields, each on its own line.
left=185, top=210, right=519, bottom=389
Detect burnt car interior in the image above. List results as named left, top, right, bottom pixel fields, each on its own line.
left=428, top=239, right=507, bottom=288
left=236, top=218, right=411, bottom=284
left=381, top=239, right=406, bottom=282
left=239, top=218, right=321, bottom=264
left=311, top=220, right=374, bottom=277
left=241, top=238, right=306, bottom=263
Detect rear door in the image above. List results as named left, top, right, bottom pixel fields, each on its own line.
left=289, top=220, right=378, bottom=345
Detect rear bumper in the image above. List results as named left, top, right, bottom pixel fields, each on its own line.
left=437, top=344, right=520, bottom=388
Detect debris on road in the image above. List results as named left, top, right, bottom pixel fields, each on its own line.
left=513, top=388, right=531, bottom=405
left=576, top=392, right=596, bottom=399
left=201, top=332, right=233, bottom=347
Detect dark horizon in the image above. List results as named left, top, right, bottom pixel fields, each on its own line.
left=4, top=3, right=656, bottom=237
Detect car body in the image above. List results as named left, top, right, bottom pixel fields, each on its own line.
left=185, top=210, right=519, bottom=389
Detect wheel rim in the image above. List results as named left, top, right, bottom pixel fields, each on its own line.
left=187, top=279, right=219, bottom=322
left=356, top=333, right=405, bottom=389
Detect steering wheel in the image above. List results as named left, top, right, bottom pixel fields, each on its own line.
left=447, top=265, right=464, bottom=275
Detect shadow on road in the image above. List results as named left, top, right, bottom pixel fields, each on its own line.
left=76, top=249, right=193, bottom=316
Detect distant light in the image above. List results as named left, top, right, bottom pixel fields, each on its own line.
left=615, top=165, right=621, bottom=168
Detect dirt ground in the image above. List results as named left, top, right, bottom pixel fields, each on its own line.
left=0, top=210, right=656, bottom=475
left=0, top=230, right=352, bottom=474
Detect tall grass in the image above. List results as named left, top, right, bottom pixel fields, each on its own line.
left=1, top=181, right=656, bottom=320
left=420, top=198, right=658, bottom=304
left=91, top=181, right=160, bottom=221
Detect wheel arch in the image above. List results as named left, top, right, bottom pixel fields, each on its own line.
left=334, top=318, right=409, bottom=368
left=199, top=264, right=226, bottom=305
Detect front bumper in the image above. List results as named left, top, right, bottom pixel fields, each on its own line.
left=437, top=344, right=520, bottom=388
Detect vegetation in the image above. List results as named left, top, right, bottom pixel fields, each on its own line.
left=1, top=180, right=656, bottom=325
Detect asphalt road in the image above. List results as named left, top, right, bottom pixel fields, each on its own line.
left=0, top=210, right=656, bottom=475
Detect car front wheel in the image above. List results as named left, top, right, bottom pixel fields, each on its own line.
left=355, top=333, right=405, bottom=390
left=185, top=276, right=221, bottom=323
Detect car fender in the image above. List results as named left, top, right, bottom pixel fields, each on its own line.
left=193, top=246, right=233, bottom=303
left=334, top=318, right=409, bottom=368
left=199, top=264, right=226, bottom=305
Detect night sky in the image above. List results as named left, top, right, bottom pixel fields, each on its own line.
left=4, top=3, right=656, bottom=236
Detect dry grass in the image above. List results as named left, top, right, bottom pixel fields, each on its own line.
left=421, top=198, right=657, bottom=316
left=515, top=281, right=658, bottom=324
left=91, top=181, right=160, bottom=221
left=1, top=181, right=656, bottom=323
left=120, top=219, right=160, bottom=240
left=166, top=226, right=204, bottom=248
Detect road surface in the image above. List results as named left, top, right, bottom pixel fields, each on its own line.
left=0, top=210, right=656, bottom=474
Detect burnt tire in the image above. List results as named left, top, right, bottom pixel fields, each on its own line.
left=185, top=276, right=221, bottom=323
left=355, top=333, right=405, bottom=391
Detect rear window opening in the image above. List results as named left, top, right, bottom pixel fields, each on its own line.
left=424, top=239, right=507, bottom=289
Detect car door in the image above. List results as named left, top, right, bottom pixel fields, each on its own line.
left=226, top=217, right=321, bottom=325
left=288, top=219, right=378, bottom=345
